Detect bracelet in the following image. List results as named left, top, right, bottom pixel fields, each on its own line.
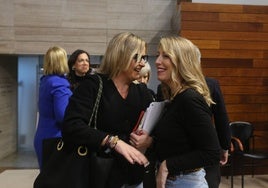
left=105, top=135, right=120, bottom=149
left=104, top=135, right=112, bottom=147
left=110, top=136, right=119, bottom=149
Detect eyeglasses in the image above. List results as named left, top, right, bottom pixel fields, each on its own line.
left=133, top=54, right=148, bottom=63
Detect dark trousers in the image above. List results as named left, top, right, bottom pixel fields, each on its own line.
left=205, top=165, right=221, bottom=188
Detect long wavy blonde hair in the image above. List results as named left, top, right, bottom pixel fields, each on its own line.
left=159, top=36, right=214, bottom=106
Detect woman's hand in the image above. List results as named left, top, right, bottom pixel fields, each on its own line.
left=156, top=160, right=168, bottom=188
left=220, top=150, right=229, bottom=165
left=129, top=129, right=153, bottom=151
left=113, top=139, right=149, bottom=167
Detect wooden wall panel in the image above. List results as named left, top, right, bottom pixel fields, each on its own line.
left=220, top=41, right=268, bottom=50
left=181, top=31, right=268, bottom=41
left=201, top=49, right=263, bottom=58
left=182, top=21, right=263, bottom=32
left=203, top=68, right=268, bottom=77
left=201, top=58, right=253, bottom=68
left=219, top=13, right=268, bottom=23
left=182, top=12, right=219, bottom=21
left=180, top=2, right=243, bottom=13
left=180, top=2, right=268, bottom=174
left=254, top=59, right=268, bottom=68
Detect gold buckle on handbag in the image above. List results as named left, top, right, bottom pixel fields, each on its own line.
left=77, top=146, right=88, bottom=156
left=57, top=140, right=64, bottom=151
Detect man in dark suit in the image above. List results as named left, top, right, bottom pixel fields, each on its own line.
left=204, top=77, right=231, bottom=188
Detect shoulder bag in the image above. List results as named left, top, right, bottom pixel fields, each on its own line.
left=34, top=74, right=114, bottom=188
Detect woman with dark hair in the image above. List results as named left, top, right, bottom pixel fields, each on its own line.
left=67, top=49, right=91, bottom=91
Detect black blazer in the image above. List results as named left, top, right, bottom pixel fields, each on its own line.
left=205, top=77, right=231, bottom=150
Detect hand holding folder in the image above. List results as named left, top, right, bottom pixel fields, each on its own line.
left=133, top=101, right=168, bottom=134
left=132, top=110, right=145, bottom=133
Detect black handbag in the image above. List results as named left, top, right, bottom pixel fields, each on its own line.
left=34, top=74, right=114, bottom=188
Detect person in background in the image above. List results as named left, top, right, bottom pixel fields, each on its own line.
left=151, top=36, right=220, bottom=188
left=204, top=77, right=231, bottom=188
left=34, top=46, right=72, bottom=169
left=67, top=49, right=91, bottom=91
left=137, top=62, right=151, bottom=84
left=136, top=62, right=156, bottom=101
left=62, top=32, right=153, bottom=188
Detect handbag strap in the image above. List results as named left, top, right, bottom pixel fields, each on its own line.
left=88, top=74, right=103, bottom=129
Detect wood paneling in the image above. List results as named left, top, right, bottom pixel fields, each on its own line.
left=203, top=68, right=268, bottom=77
left=202, top=58, right=253, bottom=68
left=180, top=2, right=268, bottom=174
left=219, top=13, right=268, bottom=23
left=224, top=95, right=268, bottom=104
left=201, top=49, right=263, bottom=59
left=182, top=21, right=263, bottom=32
left=180, top=2, right=243, bottom=13
left=181, top=30, right=268, bottom=41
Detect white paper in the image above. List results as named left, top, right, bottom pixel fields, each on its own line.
left=139, top=100, right=168, bottom=134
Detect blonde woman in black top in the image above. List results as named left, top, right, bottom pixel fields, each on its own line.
left=152, top=36, right=220, bottom=188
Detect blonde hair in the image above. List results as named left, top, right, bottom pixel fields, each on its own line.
left=159, top=36, right=213, bottom=106
left=43, top=46, right=69, bottom=75
left=97, top=32, right=147, bottom=79
left=139, top=62, right=151, bottom=80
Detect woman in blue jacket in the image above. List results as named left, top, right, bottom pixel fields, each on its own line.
left=34, top=46, right=72, bottom=169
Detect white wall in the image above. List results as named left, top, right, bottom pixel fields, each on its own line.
left=193, top=0, right=268, bottom=5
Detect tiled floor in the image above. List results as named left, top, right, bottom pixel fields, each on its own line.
left=0, top=150, right=267, bottom=187
left=0, top=149, right=38, bottom=172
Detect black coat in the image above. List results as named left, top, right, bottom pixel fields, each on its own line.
left=62, top=74, right=153, bottom=187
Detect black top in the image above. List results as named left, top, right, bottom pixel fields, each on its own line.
left=69, top=73, right=89, bottom=91
left=205, top=77, right=231, bottom=150
left=153, top=88, right=221, bottom=175
left=157, top=77, right=231, bottom=151
left=62, top=74, right=153, bottom=187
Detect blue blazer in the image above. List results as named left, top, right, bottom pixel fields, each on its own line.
left=34, top=75, right=72, bottom=168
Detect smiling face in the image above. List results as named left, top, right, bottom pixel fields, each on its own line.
left=155, top=48, right=173, bottom=85
left=123, top=48, right=147, bottom=82
left=73, top=53, right=90, bottom=76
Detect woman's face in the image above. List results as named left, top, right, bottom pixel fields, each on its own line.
left=73, top=53, right=90, bottom=76
left=155, top=48, right=173, bottom=85
left=137, top=73, right=149, bottom=84
left=124, top=48, right=147, bottom=82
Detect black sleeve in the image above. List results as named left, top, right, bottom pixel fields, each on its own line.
left=156, top=84, right=164, bottom=101
left=62, top=74, right=107, bottom=151
left=209, top=78, right=231, bottom=150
